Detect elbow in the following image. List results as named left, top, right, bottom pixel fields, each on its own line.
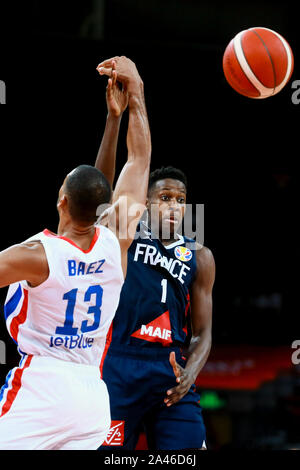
left=191, top=328, right=212, bottom=346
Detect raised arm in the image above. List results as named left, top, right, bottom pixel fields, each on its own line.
left=97, top=56, right=151, bottom=205
left=95, top=60, right=128, bottom=187
left=96, top=57, right=151, bottom=271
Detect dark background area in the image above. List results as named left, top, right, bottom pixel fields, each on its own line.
left=0, top=0, right=300, bottom=450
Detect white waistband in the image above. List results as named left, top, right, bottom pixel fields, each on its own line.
left=26, top=354, right=101, bottom=377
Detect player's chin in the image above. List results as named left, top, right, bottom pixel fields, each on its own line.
left=161, top=219, right=180, bottom=238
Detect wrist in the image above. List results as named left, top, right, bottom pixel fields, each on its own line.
left=128, top=89, right=145, bottom=111
left=127, top=78, right=144, bottom=99
left=107, top=111, right=122, bottom=120
left=184, top=364, right=198, bottom=384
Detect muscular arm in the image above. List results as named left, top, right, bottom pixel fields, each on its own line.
left=94, top=113, right=121, bottom=187
left=185, top=246, right=215, bottom=376
left=95, top=61, right=128, bottom=187
left=96, top=57, right=151, bottom=274
left=0, top=242, right=49, bottom=289
left=165, top=246, right=215, bottom=406
left=112, top=81, right=151, bottom=206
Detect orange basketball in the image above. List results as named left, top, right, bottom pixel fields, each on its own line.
left=223, top=27, right=294, bottom=98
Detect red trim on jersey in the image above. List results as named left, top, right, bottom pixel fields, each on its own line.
left=185, top=291, right=190, bottom=317
left=10, top=289, right=29, bottom=343
left=0, top=355, right=33, bottom=418
left=182, top=291, right=190, bottom=336
left=43, top=227, right=100, bottom=253
left=100, top=321, right=113, bottom=378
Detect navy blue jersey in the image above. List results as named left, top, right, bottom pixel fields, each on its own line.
left=108, top=223, right=197, bottom=349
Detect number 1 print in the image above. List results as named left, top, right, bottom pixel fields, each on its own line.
left=161, top=278, right=167, bottom=303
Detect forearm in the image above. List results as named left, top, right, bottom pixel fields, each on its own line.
left=184, top=330, right=212, bottom=383
left=126, top=82, right=151, bottom=165
left=94, top=113, right=122, bottom=187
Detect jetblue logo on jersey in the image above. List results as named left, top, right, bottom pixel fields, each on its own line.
left=174, top=246, right=193, bottom=262
left=134, top=243, right=190, bottom=284
left=49, top=334, right=94, bottom=349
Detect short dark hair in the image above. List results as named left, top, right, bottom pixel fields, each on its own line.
left=148, top=166, right=187, bottom=193
left=65, top=165, right=111, bottom=224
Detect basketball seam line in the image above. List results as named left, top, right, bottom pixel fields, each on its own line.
left=251, top=29, right=277, bottom=93
left=239, top=36, right=259, bottom=93
left=234, top=30, right=275, bottom=98
left=233, top=36, right=260, bottom=96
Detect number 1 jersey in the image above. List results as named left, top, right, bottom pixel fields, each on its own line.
left=107, top=222, right=198, bottom=349
left=3, top=226, right=124, bottom=366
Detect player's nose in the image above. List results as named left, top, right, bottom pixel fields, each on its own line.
left=168, top=198, right=181, bottom=212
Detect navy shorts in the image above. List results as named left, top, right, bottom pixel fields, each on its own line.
left=99, top=345, right=206, bottom=450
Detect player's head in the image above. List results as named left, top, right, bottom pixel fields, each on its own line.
left=57, top=165, right=112, bottom=226
left=147, top=166, right=187, bottom=238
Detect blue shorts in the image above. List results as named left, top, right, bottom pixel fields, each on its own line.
left=99, top=345, right=206, bottom=450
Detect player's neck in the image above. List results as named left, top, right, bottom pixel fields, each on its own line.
left=148, top=222, right=180, bottom=246
left=57, top=219, right=96, bottom=247
left=160, top=235, right=180, bottom=247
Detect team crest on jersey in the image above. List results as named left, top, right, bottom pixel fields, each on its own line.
left=174, top=246, right=192, bottom=262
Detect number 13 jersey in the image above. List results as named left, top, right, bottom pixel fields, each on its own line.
left=3, top=226, right=124, bottom=367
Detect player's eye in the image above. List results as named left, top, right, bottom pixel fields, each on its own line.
left=177, top=198, right=185, bottom=204
left=161, top=195, right=169, bottom=201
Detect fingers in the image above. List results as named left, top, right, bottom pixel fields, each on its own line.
left=100, top=59, right=117, bottom=92
left=97, top=55, right=139, bottom=87
left=112, top=70, right=117, bottom=88
left=96, top=57, right=118, bottom=77
left=169, top=352, right=181, bottom=379
left=97, top=56, right=120, bottom=68
left=165, top=353, right=189, bottom=406
left=97, top=66, right=113, bottom=77
left=97, top=62, right=118, bottom=85
left=106, top=78, right=113, bottom=94
left=164, top=372, right=190, bottom=406
left=164, top=383, right=188, bottom=407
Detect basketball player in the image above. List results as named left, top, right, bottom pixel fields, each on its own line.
left=95, top=59, right=215, bottom=450
left=0, top=56, right=151, bottom=450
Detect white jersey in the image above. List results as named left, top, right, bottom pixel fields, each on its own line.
left=3, top=226, right=124, bottom=367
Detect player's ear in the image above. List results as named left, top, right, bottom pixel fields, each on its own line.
left=57, top=194, right=68, bottom=211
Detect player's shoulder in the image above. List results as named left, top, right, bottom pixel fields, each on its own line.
left=22, top=230, right=46, bottom=244
left=193, top=243, right=215, bottom=269
left=183, top=237, right=213, bottom=258
left=16, top=231, right=48, bottom=261
left=7, top=241, right=47, bottom=273
left=21, top=240, right=44, bottom=251
left=20, top=240, right=46, bottom=256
